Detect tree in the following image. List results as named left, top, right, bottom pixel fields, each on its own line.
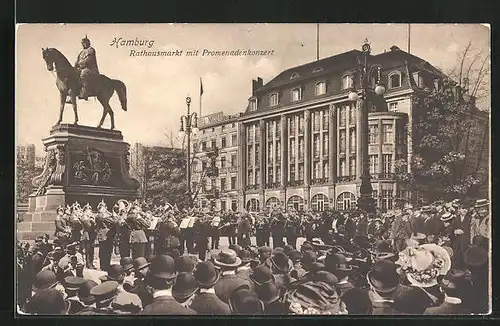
left=395, top=77, right=489, bottom=203
left=16, top=153, right=42, bottom=203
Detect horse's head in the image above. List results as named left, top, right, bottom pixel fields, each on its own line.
left=41, top=47, right=54, bottom=71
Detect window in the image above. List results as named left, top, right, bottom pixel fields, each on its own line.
left=389, top=102, right=398, bottom=112
left=299, top=137, right=304, bottom=158
left=249, top=98, right=257, bottom=111
left=299, top=116, right=304, bottom=133
left=275, top=141, right=281, bottom=162
left=290, top=165, right=296, bottom=181
left=336, top=192, right=357, bottom=211
left=314, top=162, right=321, bottom=178
left=349, top=158, right=356, bottom=177
left=323, top=162, right=329, bottom=177
left=202, top=161, right=207, bottom=171
left=269, top=93, right=279, bottom=107
left=289, top=117, right=296, bottom=134
left=276, top=169, right=281, bottom=182
left=322, top=110, right=329, bottom=129
left=211, top=139, right=216, bottom=149
left=369, top=154, right=379, bottom=174
left=231, top=134, right=237, bottom=146
left=339, top=106, right=346, bottom=127
left=311, top=194, right=329, bottom=212
left=221, top=125, right=225, bottom=132
left=313, top=135, right=320, bottom=158
left=298, top=164, right=304, bottom=181
left=349, top=128, right=356, bottom=152
left=275, top=122, right=281, bottom=138
left=231, top=200, right=237, bottom=211
left=381, top=189, right=393, bottom=210
left=290, top=139, right=296, bottom=160
left=383, top=124, right=394, bottom=143
left=349, top=105, right=356, bottom=124
left=291, top=87, right=302, bottom=101
left=220, top=177, right=226, bottom=191
left=266, top=197, right=280, bottom=208
left=201, top=141, right=207, bottom=151
left=339, top=158, right=346, bottom=176
left=267, top=143, right=273, bottom=163
left=339, top=130, right=346, bottom=153
left=316, top=81, right=326, bottom=96
left=267, top=167, right=273, bottom=183
left=369, top=125, right=379, bottom=144
left=211, top=178, right=216, bottom=189
left=247, top=127, right=253, bottom=142
left=247, top=199, right=260, bottom=212
left=231, top=154, right=236, bottom=166
left=255, top=144, right=260, bottom=166
left=287, top=195, right=304, bottom=211
left=255, top=169, right=260, bottom=185
left=412, top=71, right=425, bottom=88
left=342, top=75, right=354, bottom=90
left=221, top=200, right=226, bottom=212
left=389, top=72, right=401, bottom=88
left=220, top=156, right=226, bottom=168
left=247, top=145, right=253, bottom=165
left=323, top=136, right=329, bottom=156
left=313, top=112, right=321, bottom=131
left=231, top=176, right=237, bottom=189
left=221, top=137, right=226, bottom=148
left=382, top=154, right=393, bottom=174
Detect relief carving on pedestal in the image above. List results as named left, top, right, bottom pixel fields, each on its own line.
left=72, top=148, right=112, bottom=185
left=32, top=149, right=57, bottom=195
left=50, top=145, right=67, bottom=185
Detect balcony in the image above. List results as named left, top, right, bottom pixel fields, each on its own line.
left=265, top=182, right=282, bottom=189
left=287, top=180, right=304, bottom=187
left=372, top=173, right=395, bottom=181
left=220, top=166, right=238, bottom=174
left=245, top=184, right=259, bottom=191
left=311, top=178, right=329, bottom=185
left=337, top=175, right=356, bottom=183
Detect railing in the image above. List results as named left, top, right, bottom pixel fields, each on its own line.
left=220, top=166, right=238, bottom=173
left=287, top=180, right=304, bottom=187
left=245, top=184, right=259, bottom=191
left=337, top=175, right=356, bottom=183
left=311, top=178, right=329, bottom=185
left=371, top=173, right=395, bottom=180
left=265, top=182, right=282, bottom=189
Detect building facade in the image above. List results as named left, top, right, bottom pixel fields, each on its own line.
left=17, top=144, right=36, bottom=168
left=191, top=112, right=241, bottom=211
left=193, top=45, right=488, bottom=212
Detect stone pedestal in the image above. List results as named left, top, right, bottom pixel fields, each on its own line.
left=17, top=124, right=140, bottom=240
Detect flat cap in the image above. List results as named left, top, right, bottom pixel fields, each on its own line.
left=90, top=281, right=119, bottom=302
left=63, top=276, right=86, bottom=291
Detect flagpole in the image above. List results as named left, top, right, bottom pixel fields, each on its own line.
left=199, top=77, right=203, bottom=116
left=407, top=23, right=411, bottom=54
left=316, top=23, right=319, bottom=61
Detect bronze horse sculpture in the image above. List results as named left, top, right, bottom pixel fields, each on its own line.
left=42, top=47, right=127, bottom=129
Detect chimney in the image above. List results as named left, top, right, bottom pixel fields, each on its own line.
left=252, top=77, right=263, bottom=95
left=390, top=45, right=400, bottom=52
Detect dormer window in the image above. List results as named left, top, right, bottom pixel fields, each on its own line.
left=269, top=93, right=279, bottom=107
left=291, top=87, right=303, bottom=102
left=388, top=71, right=402, bottom=89
left=290, top=72, right=300, bottom=79
left=249, top=98, right=257, bottom=111
left=313, top=67, right=323, bottom=73
left=315, top=81, right=326, bottom=96
left=341, top=74, right=354, bottom=90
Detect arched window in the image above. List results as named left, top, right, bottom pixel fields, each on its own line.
left=315, top=81, right=326, bottom=95
left=246, top=198, right=260, bottom=212
left=336, top=192, right=357, bottom=211
left=266, top=197, right=280, bottom=208
left=287, top=195, right=304, bottom=211
left=290, top=72, right=300, bottom=79
left=311, top=194, right=329, bottom=212
left=291, top=87, right=302, bottom=101
left=341, top=75, right=354, bottom=90
left=388, top=72, right=402, bottom=89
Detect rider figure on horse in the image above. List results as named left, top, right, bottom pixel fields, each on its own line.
left=75, top=35, right=99, bottom=100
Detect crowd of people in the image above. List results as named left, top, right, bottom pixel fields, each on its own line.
left=17, top=197, right=490, bottom=315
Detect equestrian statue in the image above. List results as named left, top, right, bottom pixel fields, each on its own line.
left=42, top=35, right=127, bottom=130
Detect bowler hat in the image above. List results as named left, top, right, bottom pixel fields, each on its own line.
left=229, top=287, right=264, bottom=314
left=63, top=276, right=86, bottom=291
left=255, top=281, right=280, bottom=304
left=228, top=244, right=242, bottom=255
left=120, top=257, right=134, bottom=273
left=258, top=246, right=272, bottom=255
left=272, top=247, right=284, bottom=256
left=300, top=243, right=314, bottom=253
left=249, top=265, right=275, bottom=285
left=301, top=250, right=318, bottom=267
left=270, top=252, right=292, bottom=273
left=288, top=250, right=303, bottom=263
left=329, top=253, right=352, bottom=272
left=194, top=261, right=220, bottom=288
left=32, top=270, right=59, bottom=292
left=133, top=257, right=151, bottom=272
left=367, top=260, right=400, bottom=293
left=238, top=249, right=253, bottom=264
left=213, top=249, right=242, bottom=268
left=150, top=254, right=177, bottom=280
left=99, top=264, right=125, bottom=282
left=313, top=271, right=339, bottom=286
left=464, top=245, right=488, bottom=267
left=172, top=272, right=199, bottom=301
left=77, top=280, right=98, bottom=305
left=174, top=255, right=196, bottom=273
left=26, top=288, right=69, bottom=315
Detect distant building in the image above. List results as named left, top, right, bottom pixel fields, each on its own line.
left=17, top=144, right=36, bottom=169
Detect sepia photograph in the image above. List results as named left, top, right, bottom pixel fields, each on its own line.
left=15, top=23, right=490, bottom=316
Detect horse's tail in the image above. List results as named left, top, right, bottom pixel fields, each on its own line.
left=112, top=79, right=127, bottom=111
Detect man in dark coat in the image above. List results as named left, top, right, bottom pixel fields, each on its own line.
left=213, top=249, right=251, bottom=303
left=95, top=209, right=116, bottom=272
left=190, top=261, right=231, bottom=314
left=74, top=36, right=99, bottom=100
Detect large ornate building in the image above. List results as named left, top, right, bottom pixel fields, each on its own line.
left=192, top=45, right=488, bottom=212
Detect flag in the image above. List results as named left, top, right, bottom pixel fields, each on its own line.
left=200, top=77, right=204, bottom=96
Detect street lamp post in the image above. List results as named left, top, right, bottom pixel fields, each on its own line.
left=348, top=39, right=386, bottom=214
left=179, top=96, right=199, bottom=201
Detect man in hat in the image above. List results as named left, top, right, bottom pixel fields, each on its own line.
left=423, top=270, right=472, bottom=315
left=470, top=199, right=489, bottom=242
left=210, top=214, right=222, bottom=250
left=285, top=213, right=300, bottom=250
left=85, top=281, right=120, bottom=315
left=54, top=206, right=72, bottom=247
left=255, top=281, right=286, bottom=314
left=59, top=243, right=84, bottom=278
left=75, top=280, right=98, bottom=314
left=63, top=276, right=86, bottom=314
left=99, top=264, right=143, bottom=314
left=258, top=246, right=272, bottom=264
left=140, top=255, right=197, bottom=314
left=194, top=214, right=211, bottom=261
left=269, top=252, right=295, bottom=294
left=95, top=205, right=116, bottom=271
left=255, top=212, right=271, bottom=247
left=25, top=288, right=69, bottom=315
left=74, top=35, right=99, bottom=100
left=172, top=272, right=199, bottom=307
left=80, top=206, right=97, bottom=269
left=191, top=261, right=231, bottom=314
left=125, top=257, right=152, bottom=306
left=213, top=249, right=251, bottom=303
left=228, top=287, right=265, bottom=314
left=289, top=250, right=306, bottom=280
left=235, top=249, right=254, bottom=282
left=328, top=253, right=354, bottom=295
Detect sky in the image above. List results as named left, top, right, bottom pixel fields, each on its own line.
left=16, top=24, right=490, bottom=155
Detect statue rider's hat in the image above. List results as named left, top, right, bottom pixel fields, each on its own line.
left=82, top=35, right=90, bottom=43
